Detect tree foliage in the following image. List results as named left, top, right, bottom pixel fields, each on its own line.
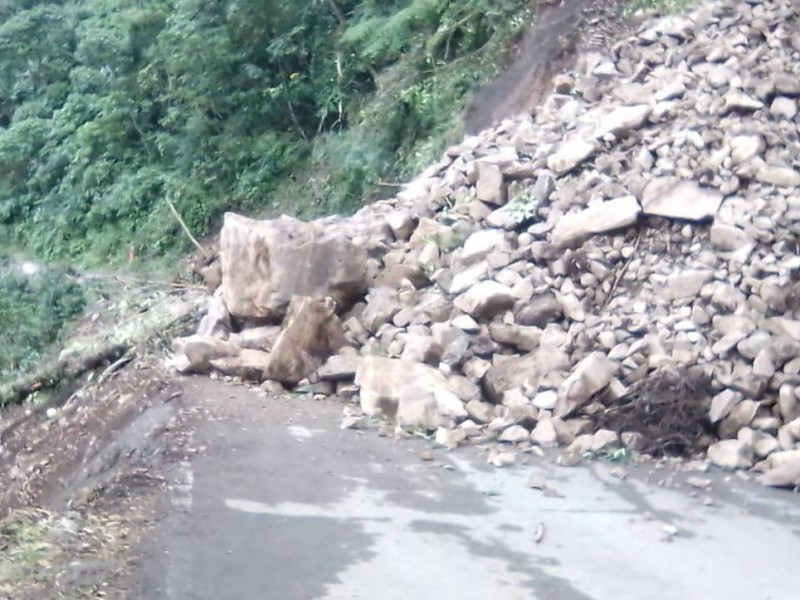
left=0, top=261, right=86, bottom=383
left=0, top=0, right=527, bottom=265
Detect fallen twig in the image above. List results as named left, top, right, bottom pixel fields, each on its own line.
left=165, top=196, right=210, bottom=259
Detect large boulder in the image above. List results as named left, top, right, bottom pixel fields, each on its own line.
left=355, top=356, right=462, bottom=427
left=266, top=296, right=347, bottom=384
left=220, top=213, right=367, bottom=321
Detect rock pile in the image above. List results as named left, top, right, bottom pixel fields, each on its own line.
left=172, top=0, right=800, bottom=487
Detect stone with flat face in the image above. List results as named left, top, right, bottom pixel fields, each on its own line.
left=220, top=213, right=367, bottom=321
left=552, top=196, right=641, bottom=247
left=641, top=178, right=723, bottom=222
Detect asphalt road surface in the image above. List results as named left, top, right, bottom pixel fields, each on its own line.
left=133, top=379, right=800, bottom=600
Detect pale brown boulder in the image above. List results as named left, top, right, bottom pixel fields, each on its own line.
left=551, top=196, right=641, bottom=248
left=707, top=439, right=754, bottom=470
left=475, top=162, right=507, bottom=205
left=171, top=335, right=241, bottom=374
left=361, top=287, right=403, bottom=333
left=453, top=281, right=516, bottom=319
left=397, top=387, right=441, bottom=431
left=220, top=213, right=367, bottom=321
left=555, top=353, right=617, bottom=418
left=761, top=460, right=800, bottom=488
left=356, top=356, right=451, bottom=421
left=641, top=178, right=723, bottom=222
left=317, top=353, right=362, bottom=382
left=546, top=139, right=597, bottom=174
left=266, top=296, right=347, bottom=384
left=197, top=293, right=231, bottom=339
left=488, top=323, right=541, bottom=352
left=210, top=349, right=272, bottom=381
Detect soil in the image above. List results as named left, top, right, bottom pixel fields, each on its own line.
left=465, top=0, right=636, bottom=134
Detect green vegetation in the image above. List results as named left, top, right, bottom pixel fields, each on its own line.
left=0, top=0, right=528, bottom=267
left=624, top=0, right=691, bottom=16
left=0, top=260, right=86, bottom=384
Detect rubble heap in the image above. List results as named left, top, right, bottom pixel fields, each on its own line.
left=173, top=0, right=800, bottom=487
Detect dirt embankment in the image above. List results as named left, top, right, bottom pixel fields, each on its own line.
left=465, top=0, right=633, bottom=134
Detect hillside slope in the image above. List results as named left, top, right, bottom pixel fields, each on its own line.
left=0, top=0, right=529, bottom=265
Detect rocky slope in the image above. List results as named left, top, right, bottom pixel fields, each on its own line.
left=173, top=0, right=800, bottom=488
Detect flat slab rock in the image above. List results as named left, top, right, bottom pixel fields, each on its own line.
left=552, top=196, right=641, bottom=247
left=641, top=177, right=723, bottom=222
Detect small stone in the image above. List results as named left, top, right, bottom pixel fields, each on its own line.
left=466, top=399, right=494, bottom=424
left=760, top=460, right=800, bottom=488
left=318, top=353, right=362, bottom=381
left=435, top=427, right=467, bottom=449
left=461, top=230, right=508, bottom=266
left=660, top=270, right=714, bottom=301
left=453, top=281, right=516, bottom=319
left=729, top=135, right=765, bottom=165
left=488, top=451, right=517, bottom=468
left=752, top=350, right=776, bottom=377
left=770, top=97, right=798, bottom=120
left=756, top=165, right=800, bottom=188
left=500, top=425, right=530, bottom=443
left=722, top=92, right=763, bottom=114
left=709, top=224, right=752, bottom=251
left=754, top=433, right=780, bottom=459
left=555, top=353, right=617, bottom=417
left=553, top=74, right=573, bottom=94
left=515, top=294, right=563, bottom=327
left=527, top=473, right=548, bottom=490
left=621, top=431, right=643, bottom=450
left=532, top=390, right=558, bottom=410
left=530, top=419, right=558, bottom=447
left=451, top=314, right=480, bottom=333
left=686, top=476, right=711, bottom=489
left=719, top=400, right=759, bottom=439
left=340, top=415, right=367, bottom=430
left=386, top=210, right=415, bottom=241
left=546, top=139, right=597, bottom=174
left=591, top=429, right=620, bottom=451
left=594, top=105, right=651, bottom=138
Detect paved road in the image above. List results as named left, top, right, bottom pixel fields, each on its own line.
left=134, top=379, right=800, bottom=600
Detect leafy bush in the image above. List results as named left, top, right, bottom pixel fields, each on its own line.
left=0, top=0, right=527, bottom=266
left=0, top=262, right=86, bottom=383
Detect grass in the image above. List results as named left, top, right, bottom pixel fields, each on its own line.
left=624, top=0, right=693, bottom=17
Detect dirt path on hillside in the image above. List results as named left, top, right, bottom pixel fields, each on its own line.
left=465, top=0, right=633, bottom=134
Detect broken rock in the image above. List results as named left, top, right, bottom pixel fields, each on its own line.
left=266, top=296, right=346, bottom=384
left=707, top=440, right=754, bottom=470
left=453, top=281, right=515, bottom=319
left=220, top=213, right=367, bottom=321
left=552, top=196, right=641, bottom=248
left=555, top=353, right=617, bottom=418
left=641, top=178, right=723, bottom=222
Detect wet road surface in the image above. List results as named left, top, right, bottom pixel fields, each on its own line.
left=133, top=379, right=800, bottom=600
